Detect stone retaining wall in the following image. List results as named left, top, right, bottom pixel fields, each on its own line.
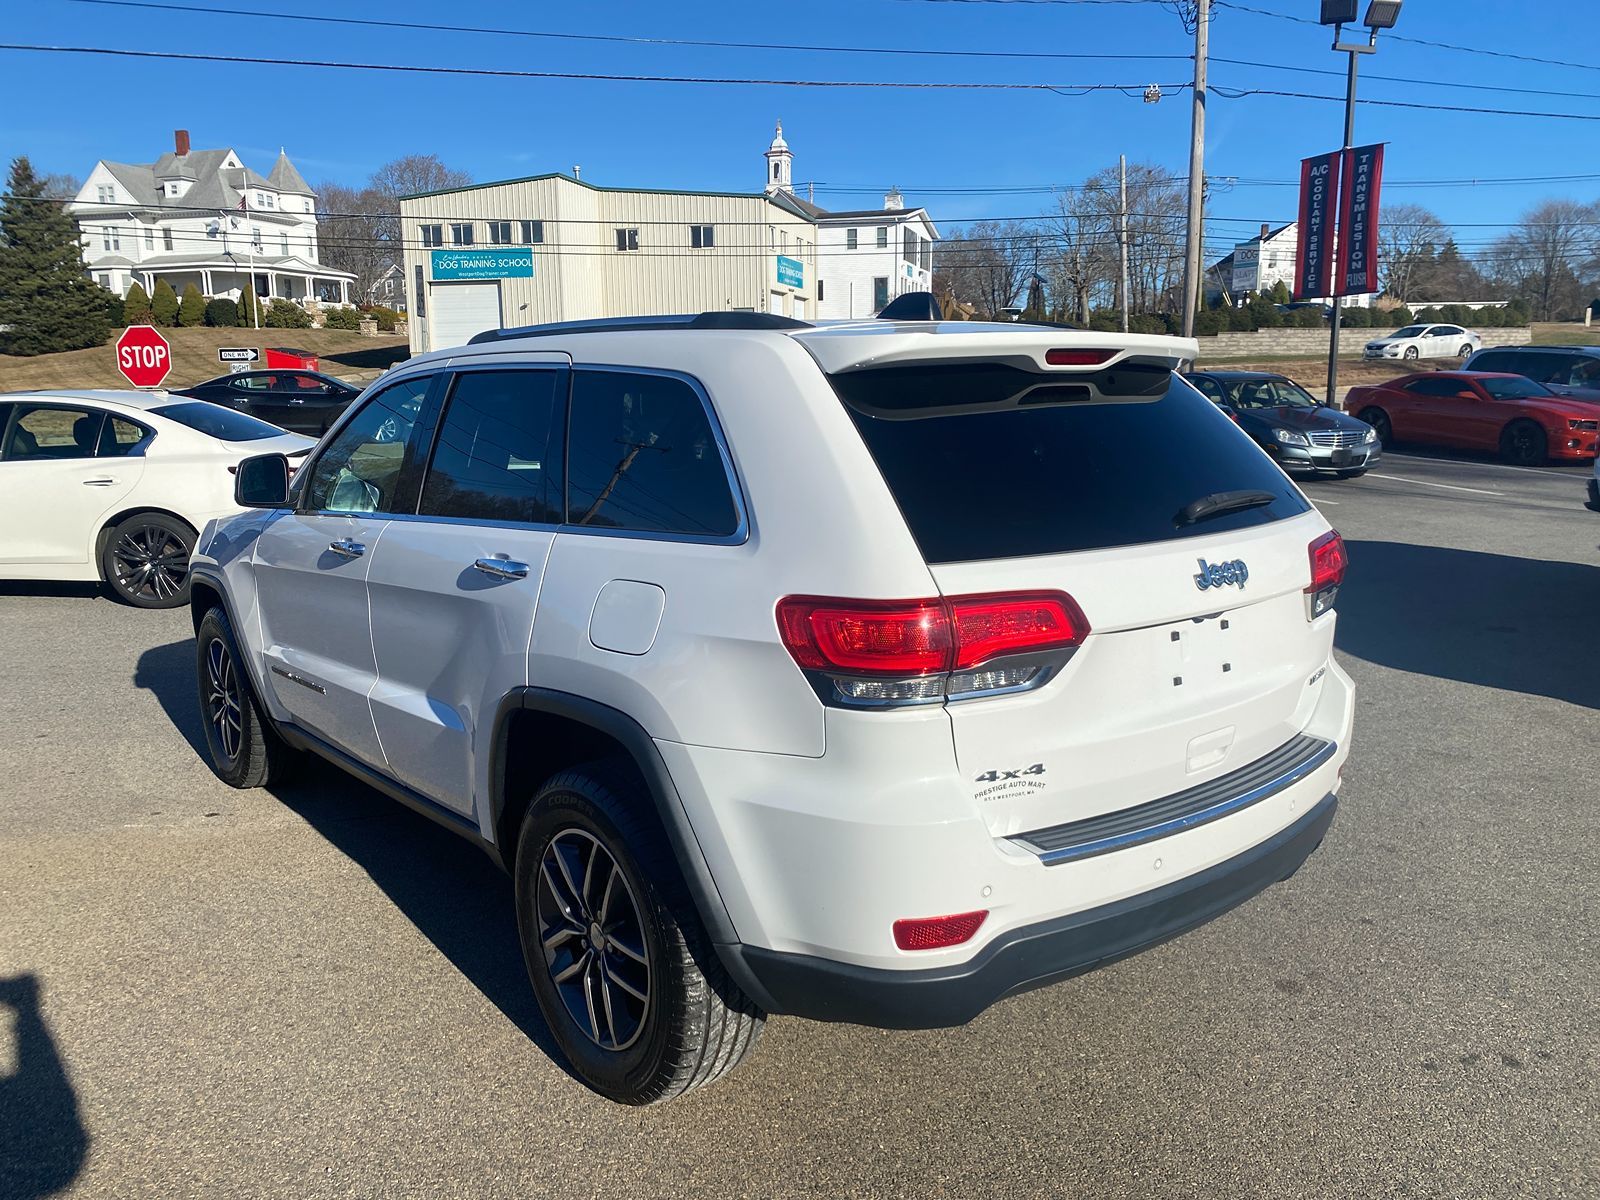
left=1196, top=326, right=1532, bottom=359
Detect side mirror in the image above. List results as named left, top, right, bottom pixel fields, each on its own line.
left=234, top=453, right=291, bottom=508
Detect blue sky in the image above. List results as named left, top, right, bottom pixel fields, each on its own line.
left=2, top=0, right=1596, bottom=259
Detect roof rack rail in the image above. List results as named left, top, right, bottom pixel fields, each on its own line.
left=467, top=311, right=810, bottom=344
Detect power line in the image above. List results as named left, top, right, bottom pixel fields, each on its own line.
left=0, top=42, right=1187, bottom=91
left=1210, top=55, right=1600, bottom=104
left=54, top=0, right=1195, bottom=64
left=1209, top=0, right=1600, bottom=74
left=1209, top=85, right=1600, bottom=123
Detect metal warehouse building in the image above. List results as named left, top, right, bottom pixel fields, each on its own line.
left=399, top=170, right=819, bottom=355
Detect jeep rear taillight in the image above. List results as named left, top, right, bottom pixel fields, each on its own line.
left=1306, top=530, right=1347, bottom=618
left=776, top=591, right=1089, bottom=707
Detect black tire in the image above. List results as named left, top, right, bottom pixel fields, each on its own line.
left=1357, top=407, right=1393, bottom=449
left=513, top=761, right=764, bottom=1105
left=195, top=606, right=294, bottom=788
left=1500, top=420, right=1547, bottom=466
left=102, top=512, right=196, bottom=609
left=1335, top=468, right=1367, bottom=479
left=1403, top=346, right=1419, bottom=360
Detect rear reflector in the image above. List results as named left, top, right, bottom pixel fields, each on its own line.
left=1306, top=530, right=1347, bottom=617
left=893, top=910, right=988, bottom=952
left=1045, top=348, right=1116, bottom=367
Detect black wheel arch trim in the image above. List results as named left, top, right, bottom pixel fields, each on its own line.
left=490, top=688, right=745, bottom=952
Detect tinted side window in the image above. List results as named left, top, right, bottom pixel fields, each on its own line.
left=1514, top=352, right=1564, bottom=383
left=567, top=370, right=739, bottom=538
left=1188, top=376, right=1224, bottom=403
left=1405, top=378, right=1459, bottom=397
left=1468, top=351, right=1512, bottom=373
left=2, top=405, right=104, bottom=461
left=304, top=375, right=432, bottom=513
left=420, top=370, right=563, bottom=524
left=100, top=417, right=150, bottom=456
left=831, top=365, right=1310, bottom=564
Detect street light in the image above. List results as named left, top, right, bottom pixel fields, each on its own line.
left=1319, top=0, right=1401, bottom=408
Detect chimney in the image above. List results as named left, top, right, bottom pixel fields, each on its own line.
left=1260, top=222, right=1270, bottom=239
left=174, top=129, right=191, bottom=156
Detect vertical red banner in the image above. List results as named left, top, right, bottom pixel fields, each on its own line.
left=1295, top=151, right=1341, bottom=300
left=1336, top=143, right=1385, bottom=296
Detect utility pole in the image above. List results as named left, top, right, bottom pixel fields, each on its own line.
left=1181, top=0, right=1209, bottom=338
left=1119, top=154, right=1130, bottom=333
left=1325, top=39, right=1362, bottom=406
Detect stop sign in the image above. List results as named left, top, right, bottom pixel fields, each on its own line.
left=116, top=325, right=172, bottom=389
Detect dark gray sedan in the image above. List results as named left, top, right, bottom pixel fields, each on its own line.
left=1185, top=370, right=1381, bottom=479
left=171, top=370, right=360, bottom=436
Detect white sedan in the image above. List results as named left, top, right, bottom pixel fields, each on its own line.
left=1362, top=323, right=1482, bottom=362
left=0, top=391, right=314, bottom=608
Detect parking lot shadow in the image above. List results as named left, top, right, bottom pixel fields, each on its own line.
left=1338, top=540, right=1600, bottom=709
left=133, top=640, right=209, bottom=760
left=0, top=974, right=89, bottom=1200
left=264, top=761, right=570, bottom=1072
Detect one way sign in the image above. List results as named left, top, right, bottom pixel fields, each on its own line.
left=218, top=347, right=260, bottom=363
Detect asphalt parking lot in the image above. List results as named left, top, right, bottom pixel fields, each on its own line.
left=2, top=451, right=1597, bottom=1200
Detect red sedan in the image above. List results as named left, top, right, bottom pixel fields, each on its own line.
left=1343, top=371, right=1600, bottom=466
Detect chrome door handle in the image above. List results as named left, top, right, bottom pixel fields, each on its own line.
left=83, top=478, right=118, bottom=486
left=288, top=398, right=305, bottom=405
left=328, top=538, right=366, bottom=559
left=472, top=555, right=529, bottom=580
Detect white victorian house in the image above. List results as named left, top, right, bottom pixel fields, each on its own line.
left=69, top=129, right=354, bottom=306
left=760, top=124, right=939, bottom=319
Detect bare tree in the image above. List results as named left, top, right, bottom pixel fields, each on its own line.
left=39, top=172, right=82, bottom=200
left=1378, top=203, right=1448, bottom=303
left=1042, top=185, right=1114, bottom=324
left=942, top=221, right=1034, bottom=319
left=317, top=155, right=473, bottom=304
left=1482, top=199, right=1597, bottom=320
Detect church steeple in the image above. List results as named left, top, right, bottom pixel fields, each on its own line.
left=764, top=121, right=793, bottom=195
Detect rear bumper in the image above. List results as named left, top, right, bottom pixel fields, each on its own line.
left=734, top=793, right=1337, bottom=1028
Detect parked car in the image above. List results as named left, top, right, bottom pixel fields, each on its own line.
left=189, top=303, right=1354, bottom=1104
left=0, top=391, right=313, bottom=608
left=1461, top=345, right=1600, bottom=402
left=1186, top=370, right=1380, bottom=478
left=1343, top=371, right=1600, bottom=465
left=171, top=370, right=361, bottom=435
left=1362, top=323, right=1481, bottom=362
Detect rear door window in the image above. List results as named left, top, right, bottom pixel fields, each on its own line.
left=419, top=370, right=564, bottom=524
left=566, top=369, right=740, bottom=538
left=2, top=405, right=106, bottom=460
left=830, top=363, right=1309, bottom=564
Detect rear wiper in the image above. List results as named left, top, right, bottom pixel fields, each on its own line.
left=1174, top=489, right=1278, bottom=526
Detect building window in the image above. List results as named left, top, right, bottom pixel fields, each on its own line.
left=281, top=233, right=290, bottom=255
left=421, top=224, right=443, bottom=248
left=96, top=185, right=113, bottom=203
left=690, top=224, right=714, bottom=249
left=768, top=225, right=776, bottom=251
left=921, top=239, right=931, bottom=272
left=876, top=227, right=888, bottom=249
left=450, top=222, right=474, bottom=246
left=817, top=279, right=825, bottom=302
left=97, top=273, right=112, bottom=289
left=101, top=226, right=120, bottom=251
left=519, top=220, right=543, bottom=244
left=166, top=182, right=179, bottom=197
left=846, top=228, right=858, bottom=250
left=615, top=228, right=640, bottom=252
left=144, top=227, right=154, bottom=250
left=873, top=277, right=889, bottom=312
left=414, top=265, right=425, bottom=317
left=488, top=220, right=512, bottom=243
left=163, top=228, right=174, bottom=251
left=903, top=230, right=918, bottom=264
left=259, top=192, right=275, bottom=209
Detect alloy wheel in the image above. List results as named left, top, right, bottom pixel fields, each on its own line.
left=204, top=637, right=243, bottom=764
left=110, top=523, right=189, bottom=602
left=537, top=828, right=652, bottom=1051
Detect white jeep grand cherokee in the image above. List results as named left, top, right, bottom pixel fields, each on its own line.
left=190, top=301, right=1354, bottom=1105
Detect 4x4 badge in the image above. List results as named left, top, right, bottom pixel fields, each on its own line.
left=1194, top=558, right=1248, bottom=591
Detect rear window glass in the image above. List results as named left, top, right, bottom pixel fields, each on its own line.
left=830, top=363, right=1310, bottom=564
left=151, top=402, right=281, bottom=441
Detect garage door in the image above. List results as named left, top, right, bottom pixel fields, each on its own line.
left=429, top=282, right=502, bottom=351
